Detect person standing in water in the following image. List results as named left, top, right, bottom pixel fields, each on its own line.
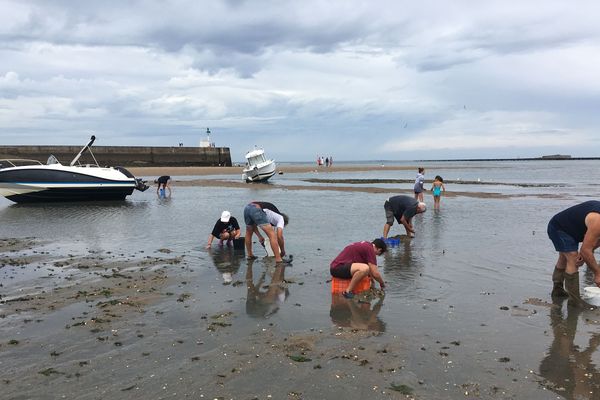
left=414, top=167, right=425, bottom=202
left=547, top=201, right=600, bottom=307
left=243, top=201, right=289, bottom=263
left=383, top=195, right=427, bottom=239
left=155, top=175, right=172, bottom=197
left=431, top=175, right=446, bottom=210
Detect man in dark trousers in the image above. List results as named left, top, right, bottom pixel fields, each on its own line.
left=383, top=195, right=426, bottom=239
left=548, top=201, right=600, bottom=306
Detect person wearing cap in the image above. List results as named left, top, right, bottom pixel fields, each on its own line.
left=330, top=239, right=387, bottom=299
left=206, top=211, right=242, bottom=248
left=243, top=201, right=289, bottom=263
left=547, top=201, right=600, bottom=307
left=383, top=195, right=427, bottom=239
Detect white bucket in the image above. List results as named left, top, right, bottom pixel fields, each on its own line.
left=582, top=287, right=600, bottom=306
left=263, top=237, right=276, bottom=257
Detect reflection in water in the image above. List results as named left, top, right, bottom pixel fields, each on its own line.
left=208, top=247, right=244, bottom=284
left=430, top=208, right=447, bottom=253
left=381, top=237, right=424, bottom=294
left=539, top=301, right=600, bottom=398
left=329, top=295, right=386, bottom=332
left=245, top=260, right=289, bottom=318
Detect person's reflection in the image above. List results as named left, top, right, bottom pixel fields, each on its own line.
left=329, top=294, right=386, bottom=332
left=208, top=246, right=243, bottom=284
left=539, top=301, right=600, bottom=398
left=245, top=259, right=289, bottom=318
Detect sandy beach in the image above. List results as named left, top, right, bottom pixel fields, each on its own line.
left=1, top=160, right=594, bottom=399
left=128, top=165, right=564, bottom=199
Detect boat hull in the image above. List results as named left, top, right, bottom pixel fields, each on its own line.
left=242, top=162, right=276, bottom=183
left=0, top=166, right=136, bottom=203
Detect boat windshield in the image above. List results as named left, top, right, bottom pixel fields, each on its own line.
left=247, top=154, right=267, bottom=165
left=47, top=155, right=60, bottom=165
left=0, top=159, right=44, bottom=168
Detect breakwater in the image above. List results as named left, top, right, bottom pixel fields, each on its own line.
left=0, top=145, right=231, bottom=167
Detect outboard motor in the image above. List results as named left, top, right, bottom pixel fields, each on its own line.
left=135, top=178, right=150, bottom=192
left=114, top=166, right=150, bottom=192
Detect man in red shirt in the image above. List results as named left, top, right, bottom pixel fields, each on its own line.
left=330, top=239, right=387, bottom=298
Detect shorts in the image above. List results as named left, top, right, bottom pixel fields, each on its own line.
left=330, top=263, right=352, bottom=279
left=384, top=200, right=396, bottom=225
left=244, top=203, right=269, bottom=226
left=547, top=221, right=579, bottom=253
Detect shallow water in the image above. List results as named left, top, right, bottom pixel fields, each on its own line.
left=1, top=160, right=600, bottom=398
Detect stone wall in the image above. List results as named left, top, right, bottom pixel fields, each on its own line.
left=0, top=145, right=231, bottom=167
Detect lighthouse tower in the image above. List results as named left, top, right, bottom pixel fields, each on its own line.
left=199, top=128, right=215, bottom=147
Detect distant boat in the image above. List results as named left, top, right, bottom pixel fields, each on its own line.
left=0, top=135, right=149, bottom=203
left=242, top=147, right=276, bottom=183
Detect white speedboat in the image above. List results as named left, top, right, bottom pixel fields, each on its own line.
left=242, top=148, right=276, bottom=183
left=0, top=135, right=149, bottom=203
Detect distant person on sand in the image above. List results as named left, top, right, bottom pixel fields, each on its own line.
left=155, top=175, right=172, bottom=197
left=414, top=167, right=425, bottom=201
left=547, top=201, right=600, bottom=307
left=330, top=239, right=387, bottom=299
left=244, top=201, right=289, bottom=263
left=329, top=156, right=333, bottom=167
left=383, top=195, right=427, bottom=239
left=325, top=157, right=329, bottom=167
left=206, top=211, right=244, bottom=248
left=431, top=175, right=446, bottom=210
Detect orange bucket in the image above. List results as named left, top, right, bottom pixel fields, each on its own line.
left=331, top=276, right=371, bottom=294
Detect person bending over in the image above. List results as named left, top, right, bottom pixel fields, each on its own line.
left=244, top=201, right=289, bottom=263
left=547, top=201, right=600, bottom=307
left=383, top=195, right=426, bottom=239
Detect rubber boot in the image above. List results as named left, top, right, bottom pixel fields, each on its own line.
left=564, top=272, right=594, bottom=308
left=551, top=267, right=568, bottom=297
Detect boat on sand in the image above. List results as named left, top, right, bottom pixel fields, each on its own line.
left=0, top=135, right=149, bottom=203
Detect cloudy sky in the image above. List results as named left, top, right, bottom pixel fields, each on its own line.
left=1, top=0, right=599, bottom=162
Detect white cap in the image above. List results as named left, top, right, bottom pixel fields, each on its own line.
left=220, top=210, right=231, bottom=222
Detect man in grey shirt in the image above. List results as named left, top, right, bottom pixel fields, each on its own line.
left=383, top=195, right=427, bottom=239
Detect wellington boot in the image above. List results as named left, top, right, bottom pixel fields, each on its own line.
left=551, top=267, right=568, bottom=297
left=564, top=272, right=594, bottom=308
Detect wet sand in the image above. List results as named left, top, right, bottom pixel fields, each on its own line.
left=0, top=236, right=572, bottom=399
left=129, top=166, right=564, bottom=199
left=0, top=238, right=431, bottom=399
left=0, top=162, right=591, bottom=399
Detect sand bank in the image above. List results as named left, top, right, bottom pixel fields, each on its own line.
left=128, top=164, right=420, bottom=177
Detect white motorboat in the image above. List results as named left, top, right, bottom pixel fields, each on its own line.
left=0, top=135, right=149, bottom=203
left=242, top=147, right=276, bottom=183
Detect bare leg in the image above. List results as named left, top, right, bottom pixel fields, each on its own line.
left=383, top=223, right=392, bottom=239
left=346, top=263, right=369, bottom=293
left=245, top=226, right=255, bottom=258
